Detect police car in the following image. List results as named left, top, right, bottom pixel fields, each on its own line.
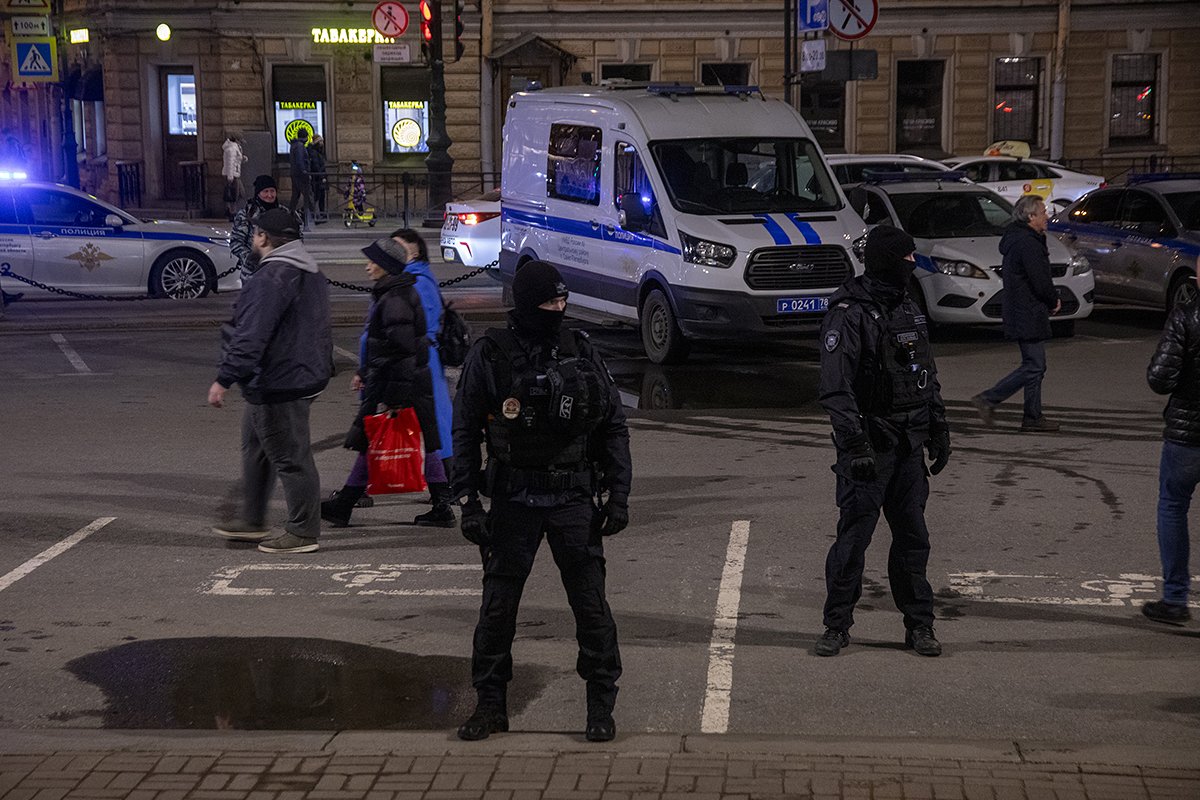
left=1051, top=173, right=1200, bottom=311
left=0, top=175, right=239, bottom=299
left=826, top=153, right=951, bottom=186
left=845, top=173, right=1094, bottom=330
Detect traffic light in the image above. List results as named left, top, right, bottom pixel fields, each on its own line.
left=454, top=0, right=465, bottom=61
left=419, top=0, right=436, bottom=62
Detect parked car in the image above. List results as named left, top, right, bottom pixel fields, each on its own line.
left=826, top=153, right=951, bottom=186
left=845, top=173, right=1093, bottom=332
left=440, top=189, right=501, bottom=268
left=1050, top=173, right=1200, bottom=311
left=0, top=177, right=239, bottom=299
left=942, top=155, right=1105, bottom=210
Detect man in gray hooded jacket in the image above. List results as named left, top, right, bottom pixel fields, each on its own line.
left=209, top=208, right=333, bottom=554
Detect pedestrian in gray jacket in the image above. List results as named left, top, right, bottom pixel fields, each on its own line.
left=209, top=208, right=333, bottom=554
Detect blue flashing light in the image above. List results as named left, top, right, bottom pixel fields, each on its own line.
left=722, top=85, right=761, bottom=96
left=1128, top=172, right=1200, bottom=185
left=646, top=83, right=696, bottom=96
left=0, top=170, right=28, bottom=181
left=863, top=170, right=969, bottom=185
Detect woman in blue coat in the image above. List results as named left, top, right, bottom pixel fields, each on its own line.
left=392, top=228, right=456, bottom=527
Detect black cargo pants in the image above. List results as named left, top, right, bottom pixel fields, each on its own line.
left=823, top=440, right=935, bottom=633
left=471, top=495, right=621, bottom=712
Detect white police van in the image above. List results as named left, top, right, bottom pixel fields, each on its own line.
left=500, top=83, right=864, bottom=363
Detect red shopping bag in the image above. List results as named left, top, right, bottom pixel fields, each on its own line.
left=363, top=408, right=427, bottom=495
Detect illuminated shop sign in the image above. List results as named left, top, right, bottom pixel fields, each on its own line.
left=311, top=28, right=394, bottom=44
left=279, top=101, right=318, bottom=110
left=384, top=99, right=429, bottom=154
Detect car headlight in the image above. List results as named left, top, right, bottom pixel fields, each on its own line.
left=932, top=257, right=989, bottom=280
left=1069, top=253, right=1091, bottom=275
left=851, top=234, right=867, bottom=265
left=208, top=236, right=232, bottom=248
left=680, top=232, right=736, bottom=269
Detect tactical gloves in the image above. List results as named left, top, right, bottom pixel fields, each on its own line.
left=598, top=495, right=629, bottom=537
left=459, top=498, right=489, bottom=546
left=841, top=432, right=877, bottom=482
left=926, top=422, right=951, bottom=476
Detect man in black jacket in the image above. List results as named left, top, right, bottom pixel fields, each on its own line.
left=450, top=261, right=632, bottom=743
left=209, top=208, right=333, bottom=554
left=972, top=195, right=1062, bottom=432
left=1144, top=263, right=1200, bottom=626
left=289, top=128, right=315, bottom=231
left=816, top=225, right=951, bottom=658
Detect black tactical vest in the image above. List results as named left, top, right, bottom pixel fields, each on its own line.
left=484, top=328, right=610, bottom=469
left=858, top=302, right=934, bottom=414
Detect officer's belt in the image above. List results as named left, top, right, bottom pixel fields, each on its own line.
left=494, top=463, right=593, bottom=492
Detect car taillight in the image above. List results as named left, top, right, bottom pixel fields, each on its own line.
left=1099, top=181, right=1107, bottom=189
left=457, top=211, right=500, bottom=225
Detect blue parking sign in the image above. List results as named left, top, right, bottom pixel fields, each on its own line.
left=12, top=38, right=58, bottom=82
left=799, top=0, right=829, bottom=32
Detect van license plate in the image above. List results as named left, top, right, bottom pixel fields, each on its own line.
left=776, top=296, right=829, bottom=314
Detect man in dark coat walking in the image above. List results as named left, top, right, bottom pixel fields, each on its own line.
left=289, top=128, right=315, bottom=231
left=972, top=195, right=1062, bottom=432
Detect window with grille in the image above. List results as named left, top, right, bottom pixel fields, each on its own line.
left=993, top=57, right=1041, bottom=145
left=1109, top=54, right=1159, bottom=146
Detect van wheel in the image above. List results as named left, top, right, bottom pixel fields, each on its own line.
left=1051, top=320, right=1075, bottom=338
left=1167, top=271, right=1196, bottom=313
left=640, top=289, right=690, bottom=365
left=150, top=249, right=214, bottom=299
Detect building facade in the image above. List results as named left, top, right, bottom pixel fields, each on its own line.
left=1, top=0, right=1196, bottom=213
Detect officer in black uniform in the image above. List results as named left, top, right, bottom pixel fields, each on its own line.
left=816, top=225, right=951, bottom=658
left=450, top=260, right=632, bottom=742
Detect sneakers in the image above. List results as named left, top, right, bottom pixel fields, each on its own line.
left=905, top=625, right=943, bottom=656
left=970, top=395, right=996, bottom=426
left=257, top=532, right=319, bottom=554
left=213, top=521, right=271, bottom=542
left=1142, top=600, right=1192, bottom=626
left=586, top=713, right=616, bottom=742
left=814, top=627, right=850, bottom=657
left=1020, top=416, right=1061, bottom=433
left=457, top=706, right=509, bottom=741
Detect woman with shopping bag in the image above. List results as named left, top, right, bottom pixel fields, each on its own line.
left=321, top=238, right=440, bottom=527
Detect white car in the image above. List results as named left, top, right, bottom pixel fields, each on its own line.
left=0, top=177, right=239, bottom=299
left=826, top=153, right=951, bottom=186
left=942, top=155, right=1105, bottom=210
left=845, top=175, right=1094, bottom=331
left=440, top=189, right=500, bottom=268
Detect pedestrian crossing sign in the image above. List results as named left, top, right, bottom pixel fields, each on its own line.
left=12, top=37, right=57, bottom=82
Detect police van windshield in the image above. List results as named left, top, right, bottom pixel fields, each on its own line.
left=649, top=138, right=840, bottom=215
left=888, top=191, right=1015, bottom=239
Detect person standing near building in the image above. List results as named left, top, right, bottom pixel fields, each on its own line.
left=231, top=175, right=287, bottom=281
left=971, top=195, right=1062, bottom=432
left=815, top=225, right=951, bottom=658
left=1143, top=260, right=1200, bottom=626
left=450, top=261, right=631, bottom=743
left=307, top=134, right=328, bottom=222
left=210, top=208, right=333, bottom=554
left=221, top=134, right=247, bottom=221
left=289, top=128, right=315, bottom=231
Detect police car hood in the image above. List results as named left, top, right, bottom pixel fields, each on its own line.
left=680, top=212, right=860, bottom=251
left=917, top=232, right=1072, bottom=268
left=137, top=218, right=228, bottom=239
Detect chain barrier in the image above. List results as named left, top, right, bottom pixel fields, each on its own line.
left=325, top=259, right=500, bottom=293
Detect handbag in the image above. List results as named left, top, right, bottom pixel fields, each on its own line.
left=363, top=407, right=427, bottom=495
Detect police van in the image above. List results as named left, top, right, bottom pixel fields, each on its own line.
left=500, top=83, right=865, bottom=363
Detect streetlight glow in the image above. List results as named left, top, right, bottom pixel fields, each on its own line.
left=156, top=23, right=171, bottom=41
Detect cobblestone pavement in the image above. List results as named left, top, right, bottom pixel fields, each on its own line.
left=2, top=734, right=1197, bottom=800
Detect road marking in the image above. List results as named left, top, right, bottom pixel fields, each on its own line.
left=334, top=345, right=358, bottom=361
left=948, top=571, right=1200, bottom=608
left=50, top=333, right=91, bottom=374
left=201, top=562, right=479, bottom=596
left=0, top=517, right=115, bottom=594
left=700, top=519, right=751, bottom=735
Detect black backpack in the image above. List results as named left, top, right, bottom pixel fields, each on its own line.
left=438, top=301, right=471, bottom=367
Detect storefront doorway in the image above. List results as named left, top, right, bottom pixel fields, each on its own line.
left=160, top=67, right=197, bottom=200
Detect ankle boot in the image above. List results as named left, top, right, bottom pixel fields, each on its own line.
left=414, top=482, right=456, bottom=528
left=321, top=485, right=365, bottom=527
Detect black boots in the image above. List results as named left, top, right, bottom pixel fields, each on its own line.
left=321, top=485, right=365, bottom=527
left=457, top=705, right=509, bottom=741
left=585, top=682, right=617, bottom=742
left=414, top=482, right=456, bottom=528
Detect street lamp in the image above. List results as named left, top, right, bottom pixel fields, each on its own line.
left=156, top=23, right=171, bottom=42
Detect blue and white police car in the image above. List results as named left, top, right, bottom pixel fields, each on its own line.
left=0, top=174, right=239, bottom=299
left=846, top=173, right=1094, bottom=332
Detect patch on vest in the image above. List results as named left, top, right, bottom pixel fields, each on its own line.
left=824, top=330, right=841, bottom=352
left=502, top=397, right=521, bottom=419
left=558, top=395, right=574, bottom=419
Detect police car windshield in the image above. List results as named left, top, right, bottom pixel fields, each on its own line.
left=1163, top=192, right=1200, bottom=232
left=649, top=138, right=840, bottom=215
left=888, top=191, right=1015, bottom=239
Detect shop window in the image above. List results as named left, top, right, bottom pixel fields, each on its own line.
left=381, top=67, right=431, bottom=157
left=600, top=63, right=651, bottom=82
left=272, top=65, right=327, bottom=155
left=614, top=141, right=665, bottom=237
left=993, top=57, right=1041, bottom=145
left=166, top=74, right=197, bottom=136
left=700, top=63, right=749, bottom=86
left=895, top=60, right=944, bottom=152
left=1109, top=53, right=1159, bottom=146
left=799, top=75, right=845, bottom=151
left=546, top=123, right=602, bottom=205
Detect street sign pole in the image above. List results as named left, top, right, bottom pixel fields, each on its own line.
left=783, top=0, right=793, bottom=106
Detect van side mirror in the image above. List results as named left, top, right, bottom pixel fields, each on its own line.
left=104, top=213, right=124, bottom=228
left=619, top=193, right=650, bottom=232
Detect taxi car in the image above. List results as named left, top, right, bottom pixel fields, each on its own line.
left=0, top=176, right=239, bottom=299
left=1050, top=173, right=1200, bottom=311
left=942, top=155, right=1105, bottom=211
left=846, top=173, right=1093, bottom=332
left=440, top=188, right=500, bottom=268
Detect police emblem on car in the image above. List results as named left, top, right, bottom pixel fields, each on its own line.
left=824, top=330, right=841, bottom=352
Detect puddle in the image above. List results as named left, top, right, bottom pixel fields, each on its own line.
left=615, top=364, right=822, bottom=410
left=66, top=637, right=548, bottom=730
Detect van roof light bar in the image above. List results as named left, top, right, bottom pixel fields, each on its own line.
left=1128, top=172, right=1200, bottom=185
left=646, top=83, right=697, bottom=97
left=864, top=170, right=969, bottom=184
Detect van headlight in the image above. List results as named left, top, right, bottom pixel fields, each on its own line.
left=932, top=257, right=989, bottom=280
left=680, top=232, right=736, bottom=269
left=1069, top=253, right=1091, bottom=275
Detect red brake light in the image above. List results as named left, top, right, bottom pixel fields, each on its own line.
left=1098, top=181, right=1108, bottom=189
left=457, top=211, right=500, bottom=225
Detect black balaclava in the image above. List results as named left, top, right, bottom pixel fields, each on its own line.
left=511, top=260, right=569, bottom=339
left=863, top=224, right=917, bottom=307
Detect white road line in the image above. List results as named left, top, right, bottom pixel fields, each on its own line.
left=700, top=519, right=751, bottom=735
left=50, top=333, right=92, bottom=374
left=334, top=345, right=358, bottom=361
left=0, top=517, right=115, bottom=594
